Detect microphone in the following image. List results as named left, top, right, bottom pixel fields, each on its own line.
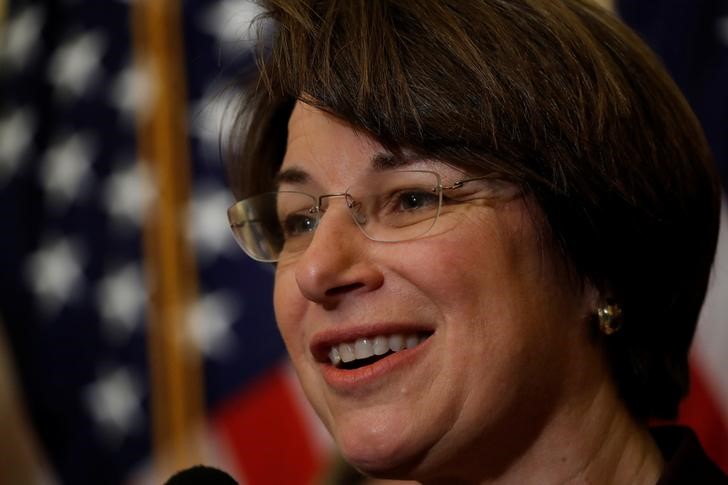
left=164, top=465, right=238, bottom=485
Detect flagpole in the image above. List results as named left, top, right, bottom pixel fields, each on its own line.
left=130, top=0, right=204, bottom=477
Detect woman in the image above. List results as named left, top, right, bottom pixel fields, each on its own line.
left=226, top=0, right=726, bottom=482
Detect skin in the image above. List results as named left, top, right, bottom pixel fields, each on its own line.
left=273, top=102, right=663, bottom=484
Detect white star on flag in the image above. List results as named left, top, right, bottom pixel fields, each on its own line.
left=0, top=5, right=46, bottom=69
left=187, top=181, right=238, bottom=262
left=85, top=368, right=144, bottom=446
left=41, top=132, right=96, bottom=208
left=189, top=85, right=237, bottom=157
left=25, top=237, right=85, bottom=316
left=198, top=0, right=264, bottom=56
left=110, top=62, right=156, bottom=125
left=103, top=161, right=156, bottom=231
left=186, top=291, right=240, bottom=360
left=96, top=264, right=148, bottom=343
left=717, top=16, right=728, bottom=45
left=0, top=108, right=35, bottom=183
left=48, top=30, right=107, bottom=99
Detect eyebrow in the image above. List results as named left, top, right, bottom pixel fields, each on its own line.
left=274, top=151, right=422, bottom=188
left=273, top=167, right=309, bottom=187
left=371, top=152, right=420, bottom=170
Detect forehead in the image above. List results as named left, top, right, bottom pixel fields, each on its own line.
left=282, top=102, right=380, bottom=181
left=281, top=101, right=457, bottom=187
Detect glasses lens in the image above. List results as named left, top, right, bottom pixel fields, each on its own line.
left=228, top=191, right=317, bottom=262
left=349, top=170, right=442, bottom=242
left=229, top=171, right=443, bottom=262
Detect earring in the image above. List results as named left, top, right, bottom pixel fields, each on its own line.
left=597, top=302, right=623, bottom=335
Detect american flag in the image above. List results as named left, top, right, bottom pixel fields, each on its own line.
left=618, top=0, right=728, bottom=473
left=0, top=1, right=329, bottom=484
left=0, top=1, right=726, bottom=484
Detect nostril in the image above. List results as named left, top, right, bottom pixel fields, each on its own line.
left=325, top=282, right=366, bottom=297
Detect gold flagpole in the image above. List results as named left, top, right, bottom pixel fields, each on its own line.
left=130, top=0, right=204, bottom=477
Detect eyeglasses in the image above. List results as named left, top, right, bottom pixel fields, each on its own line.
left=227, top=170, right=493, bottom=263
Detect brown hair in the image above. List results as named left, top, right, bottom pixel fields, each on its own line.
left=228, top=0, right=721, bottom=419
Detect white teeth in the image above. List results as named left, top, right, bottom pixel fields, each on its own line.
left=329, top=346, right=341, bottom=366
left=328, top=332, right=428, bottom=366
left=373, top=335, right=389, bottom=355
left=354, top=338, right=374, bottom=359
left=339, top=342, right=355, bottom=363
left=406, top=334, right=419, bottom=349
left=388, top=334, right=404, bottom=352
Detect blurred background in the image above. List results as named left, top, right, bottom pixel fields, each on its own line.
left=0, top=0, right=725, bottom=484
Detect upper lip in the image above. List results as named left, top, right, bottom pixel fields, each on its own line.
left=309, top=322, right=435, bottom=363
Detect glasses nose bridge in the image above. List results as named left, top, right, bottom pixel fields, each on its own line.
left=316, top=191, right=358, bottom=214
left=317, top=191, right=349, bottom=207
left=315, top=190, right=365, bottom=229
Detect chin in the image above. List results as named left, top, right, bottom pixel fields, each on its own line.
left=332, top=417, right=435, bottom=479
left=341, top=448, right=424, bottom=481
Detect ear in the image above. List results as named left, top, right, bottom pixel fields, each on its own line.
left=582, top=282, right=625, bottom=336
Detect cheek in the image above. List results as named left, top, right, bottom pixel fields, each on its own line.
left=400, top=205, right=570, bottom=372
left=388, top=210, right=520, bottom=314
left=273, top=267, right=334, bottom=418
left=273, top=267, right=308, bottom=359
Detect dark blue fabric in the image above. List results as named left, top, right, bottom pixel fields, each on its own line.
left=619, top=0, right=728, bottom=188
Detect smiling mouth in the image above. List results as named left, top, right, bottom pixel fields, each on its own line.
left=328, top=332, right=432, bottom=369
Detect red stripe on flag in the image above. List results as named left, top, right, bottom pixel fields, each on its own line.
left=677, top=362, right=728, bottom=473
left=212, top=365, right=326, bottom=484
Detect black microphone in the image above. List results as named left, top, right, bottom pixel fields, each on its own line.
left=164, top=465, right=238, bottom=485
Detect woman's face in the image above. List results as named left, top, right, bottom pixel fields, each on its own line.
left=273, top=102, right=599, bottom=479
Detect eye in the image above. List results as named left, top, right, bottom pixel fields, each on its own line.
left=395, top=190, right=440, bottom=212
left=281, top=213, right=317, bottom=238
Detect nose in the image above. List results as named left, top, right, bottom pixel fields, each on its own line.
left=294, top=203, right=384, bottom=307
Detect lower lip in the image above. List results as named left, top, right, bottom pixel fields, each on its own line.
left=319, top=336, right=433, bottom=393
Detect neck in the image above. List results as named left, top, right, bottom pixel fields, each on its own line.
left=422, top=367, right=664, bottom=485
left=541, top=379, right=663, bottom=485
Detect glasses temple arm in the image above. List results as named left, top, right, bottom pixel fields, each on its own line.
left=440, top=175, right=493, bottom=191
